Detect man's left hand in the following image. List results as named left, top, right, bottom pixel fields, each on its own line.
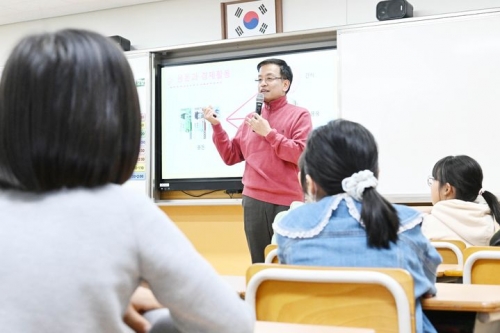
left=245, top=113, right=272, bottom=137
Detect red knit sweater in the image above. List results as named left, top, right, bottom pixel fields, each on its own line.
left=212, top=96, right=312, bottom=206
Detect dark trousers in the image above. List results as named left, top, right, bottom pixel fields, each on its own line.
left=242, top=195, right=289, bottom=263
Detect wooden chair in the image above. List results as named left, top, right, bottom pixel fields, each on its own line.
left=463, top=246, right=500, bottom=285
left=462, top=246, right=500, bottom=331
left=431, top=240, right=466, bottom=265
left=411, top=206, right=432, bottom=214
left=245, top=263, right=416, bottom=333
left=264, top=244, right=278, bottom=264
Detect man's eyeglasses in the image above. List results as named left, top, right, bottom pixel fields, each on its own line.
left=427, top=176, right=435, bottom=187
left=254, top=77, right=283, bottom=84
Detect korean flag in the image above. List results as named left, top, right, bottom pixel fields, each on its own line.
left=225, top=0, right=278, bottom=39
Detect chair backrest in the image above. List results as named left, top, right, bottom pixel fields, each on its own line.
left=463, top=246, right=500, bottom=284
left=264, top=244, right=279, bottom=264
left=489, top=229, right=500, bottom=246
left=246, top=264, right=416, bottom=333
left=411, top=206, right=432, bottom=214
left=431, top=240, right=466, bottom=265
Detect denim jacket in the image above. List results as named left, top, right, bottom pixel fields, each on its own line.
left=274, top=193, right=442, bottom=333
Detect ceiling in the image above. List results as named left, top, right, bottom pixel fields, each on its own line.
left=0, top=0, right=164, bottom=26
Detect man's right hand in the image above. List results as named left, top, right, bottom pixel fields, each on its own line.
left=202, top=106, right=220, bottom=125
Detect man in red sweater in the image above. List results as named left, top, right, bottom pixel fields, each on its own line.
left=203, top=59, right=312, bottom=263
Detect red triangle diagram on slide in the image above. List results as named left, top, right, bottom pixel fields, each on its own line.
left=226, top=93, right=258, bottom=130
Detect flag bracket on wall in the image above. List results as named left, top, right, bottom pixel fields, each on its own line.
left=221, top=0, right=283, bottom=39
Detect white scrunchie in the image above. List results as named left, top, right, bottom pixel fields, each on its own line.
left=342, top=170, right=378, bottom=201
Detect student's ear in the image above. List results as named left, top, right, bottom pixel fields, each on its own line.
left=443, top=183, right=456, bottom=199
left=305, top=174, right=316, bottom=199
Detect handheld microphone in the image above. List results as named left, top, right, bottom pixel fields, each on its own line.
left=255, top=93, right=264, bottom=115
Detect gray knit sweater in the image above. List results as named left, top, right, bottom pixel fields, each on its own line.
left=0, top=184, right=254, bottom=332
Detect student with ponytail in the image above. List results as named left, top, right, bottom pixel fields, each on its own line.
left=274, top=119, right=441, bottom=333
left=422, top=155, right=500, bottom=246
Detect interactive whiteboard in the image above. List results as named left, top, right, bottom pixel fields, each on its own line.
left=157, top=47, right=338, bottom=191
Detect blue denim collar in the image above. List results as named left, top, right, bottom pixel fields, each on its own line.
left=274, top=193, right=423, bottom=239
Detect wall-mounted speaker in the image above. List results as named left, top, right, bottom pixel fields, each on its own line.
left=376, top=0, right=413, bottom=21
left=109, top=35, right=131, bottom=51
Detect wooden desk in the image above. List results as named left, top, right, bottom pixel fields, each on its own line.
left=423, top=283, right=500, bottom=312
left=439, top=264, right=463, bottom=277
left=255, top=321, right=375, bottom=333
left=423, top=283, right=500, bottom=323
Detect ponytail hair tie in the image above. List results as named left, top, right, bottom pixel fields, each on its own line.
left=479, top=188, right=485, bottom=195
left=342, top=170, right=378, bottom=201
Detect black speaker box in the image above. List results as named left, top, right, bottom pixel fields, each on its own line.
left=109, top=35, right=131, bottom=51
left=376, top=0, right=413, bottom=21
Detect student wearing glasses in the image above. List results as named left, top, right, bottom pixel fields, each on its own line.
left=203, top=58, right=312, bottom=263
left=421, top=155, right=500, bottom=246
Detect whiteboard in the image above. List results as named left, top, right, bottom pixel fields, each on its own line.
left=338, top=9, right=500, bottom=202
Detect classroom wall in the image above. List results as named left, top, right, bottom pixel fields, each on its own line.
left=159, top=205, right=250, bottom=275
left=0, top=0, right=498, bottom=274
left=0, top=0, right=499, bottom=64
